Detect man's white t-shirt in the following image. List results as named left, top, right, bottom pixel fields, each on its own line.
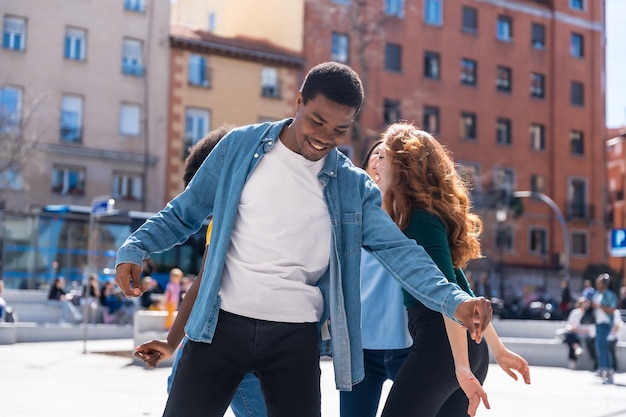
left=219, top=138, right=330, bottom=323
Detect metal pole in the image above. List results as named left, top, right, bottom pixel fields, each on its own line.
left=513, top=191, right=570, bottom=281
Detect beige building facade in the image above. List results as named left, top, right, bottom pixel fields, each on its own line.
left=0, top=0, right=170, bottom=214
left=165, top=25, right=304, bottom=201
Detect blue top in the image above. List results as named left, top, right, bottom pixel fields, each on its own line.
left=360, top=249, right=412, bottom=350
left=116, top=118, right=472, bottom=390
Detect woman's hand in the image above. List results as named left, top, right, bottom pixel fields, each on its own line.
left=455, top=366, right=490, bottom=417
left=135, top=339, right=177, bottom=368
left=494, top=347, right=532, bottom=384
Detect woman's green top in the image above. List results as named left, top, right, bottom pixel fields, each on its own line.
left=402, top=208, right=475, bottom=308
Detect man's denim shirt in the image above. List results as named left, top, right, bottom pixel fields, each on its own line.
left=116, top=119, right=472, bottom=391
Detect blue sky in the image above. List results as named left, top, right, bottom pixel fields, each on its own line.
left=606, top=0, right=626, bottom=128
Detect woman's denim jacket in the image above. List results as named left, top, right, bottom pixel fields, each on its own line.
left=116, top=119, right=472, bottom=390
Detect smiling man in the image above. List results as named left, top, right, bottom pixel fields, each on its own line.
left=114, top=62, right=492, bottom=417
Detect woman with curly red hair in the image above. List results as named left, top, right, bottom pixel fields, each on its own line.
left=374, top=122, right=531, bottom=417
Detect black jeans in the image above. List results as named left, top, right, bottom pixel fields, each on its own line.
left=163, top=310, right=321, bottom=417
left=381, top=303, right=489, bottom=417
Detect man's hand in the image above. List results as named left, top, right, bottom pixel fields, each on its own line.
left=115, top=263, right=146, bottom=298
left=135, top=339, right=177, bottom=368
left=454, top=297, right=492, bottom=343
left=493, top=348, right=531, bottom=385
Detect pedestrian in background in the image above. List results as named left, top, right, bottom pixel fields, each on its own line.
left=592, top=273, right=618, bottom=384
left=164, top=268, right=183, bottom=330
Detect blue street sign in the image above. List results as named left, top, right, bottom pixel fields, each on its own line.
left=610, top=228, right=626, bottom=257
left=91, top=198, right=114, bottom=216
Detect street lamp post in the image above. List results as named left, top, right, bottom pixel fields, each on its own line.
left=513, top=191, right=570, bottom=281
left=496, top=208, right=508, bottom=300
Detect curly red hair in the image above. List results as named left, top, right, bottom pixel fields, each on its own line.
left=381, top=122, right=482, bottom=268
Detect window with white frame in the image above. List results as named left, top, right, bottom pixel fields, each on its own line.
left=51, top=165, right=85, bottom=195
left=570, top=130, right=584, bottom=155
left=530, top=123, right=545, bottom=150
left=0, top=85, right=22, bottom=133
left=422, top=106, right=439, bottom=134
left=529, top=228, right=547, bottom=254
left=261, top=67, right=280, bottom=98
left=424, top=51, right=440, bottom=79
left=496, top=118, right=512, bottom=145
left=460, top=58, right=477, bottom=85
left=60, top=95, right=83, bottom=143
left=384, top=0, right=404, bottom=17
left=384, top=99, right=401, bottom=124
left=119, top=103, right=141, bottom=136
left=208, top=12, right=216, bottom=32
left=460, top=112, right=477, bottom=139
left=189, top=55, right=209, bottom=87
left=531, top=23, right=545, bottom=49
left=493, top=167, right=515, bottom=195
left=184, top=108, right=210, bottom=154
left=496, top=66, right=512, bottom=92
left=112, top=172, right=142, bottom=201
left=497, top=15, right=512, bottom=41
left=331, top=32, right=349, bottom=63
left=424, top=0, right=442, bottom=25
left=530, top=174, right=546, bottom=194
left=569, top=0, right=584, bottom=11
left=385, top=43, right=402, bottom=72
left=0, top=166, right=23, bottom=190
left=568, top=177, right=587, bottom=218
left=457, top=162, right=480, bottom=192
left=462, top=6, right=478, bottom=33
left=124, top=0, right=145, bottom=12
left=530, top=72, right=545, bottom=98
left=571, top=231, right=587, bottom=256
left=122, top=38, right=143, bottom=77
left=2, top=16, right=26, bottom=51
left=64, top=27, right=86, bottom=61
left=570, top=33, right=584, bottom=58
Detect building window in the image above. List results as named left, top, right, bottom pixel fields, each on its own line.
left=457, top=163, right=480, bottom=192
left=496, top=118, right=512, bottom=145
left=493, top=167, right=515, bottom=199
left=570, top=33, right=584, bottom=58
left=119, top=103, right=141, bottom=136
left=424, top=0, right=442, bottom=26
left=261, top=67, right=280, bottom=98
left=496, top=66, right=512, bottom=92
left=529, top=228, right=547, bottom=254
left=569, top=0, right=584, bottom=11
left=461, top=112, right=477, bottom=140
left=384, top=0, right=404, bottom=17
left=64, top=27, right=86, bottom=61
left=122, top=38, right=144, bottom=77
left=385, top=43, right=402, bottom=72
left=460, top=58, right=477, bottom=85
left=422, top=106, right=439, bottom=134
left=208, top=12, right=216, bottom=31
left=51, top=165, right=85, bottom=195
left=189, top=55, right=210, bottom=87
left=60, top=95, right=83, bottom=143
left=531, top=23, right=545, bottom=49
left=496, top=226, right=514, bottom=252
left=332, top=0, right=351, bottom=3
left=0, top=167, right=23, bottom=190
left=496, top=15, right=512, bottom=41
left=2, top=16, right=26, bottom=51
left=384, top=99, right=401, bottom=124
left=0, top=85, right=22, bottom=134
left=124, top=0, right=145, bottom=12
left=462, top=6, right=477, bottom=33
left=571, top=81, right=584, bottom=106
left=571, top=231, right=587, bottom=256
left=568, top=178, right=587, bottom=218
left=424, top=51, right=440, bottom=79
left=530, top=72, right=545, bottom=98
left=331, top=32, right=349, bottom=63
left=570, top=130, right=584, bottom=155
left=184, top=108, right=210, bottom=156
left=112, top=172, right=143, bottom=201
left=530, top=174, right=546, bottom=193
left=529, top=123, right=545, bottom=151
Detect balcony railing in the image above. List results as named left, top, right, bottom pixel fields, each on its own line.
left=122, top=63, right=145, bottom=77
left=565, top=201, right=595, bottom=220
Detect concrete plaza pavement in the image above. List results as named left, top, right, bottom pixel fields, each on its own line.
left=1, top=338, right=625, bottom=417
